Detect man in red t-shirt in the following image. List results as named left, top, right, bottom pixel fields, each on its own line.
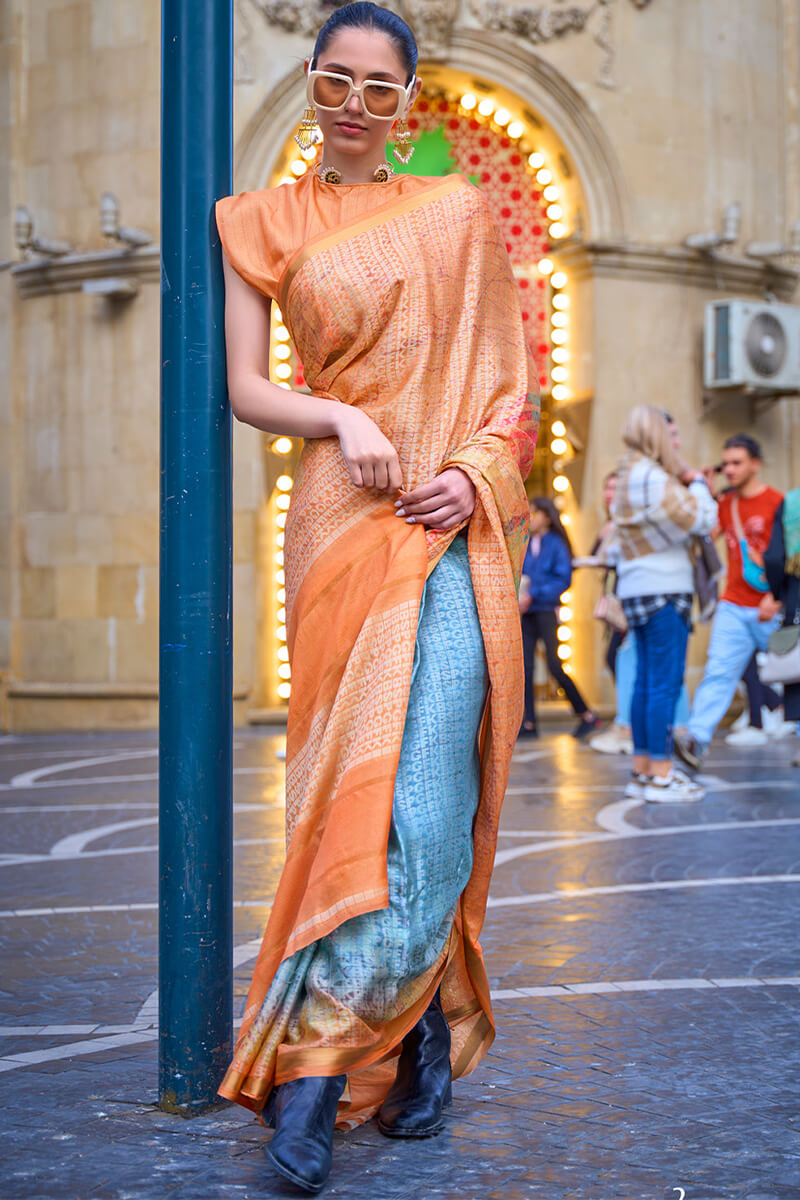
left=675, top=434, right=783, bottom=769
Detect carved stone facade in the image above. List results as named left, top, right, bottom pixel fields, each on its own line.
left=474, top=2, right=591, bottom=44
left=249, top=0, right=653, bottom=66
left=401, top=0, right=459, bottom=57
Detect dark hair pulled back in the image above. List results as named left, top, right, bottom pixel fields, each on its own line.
left=312, top=2, right=418, bottom=84
left=530, top=496, right=573, bottom=557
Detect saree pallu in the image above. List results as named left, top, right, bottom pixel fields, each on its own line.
left=216, top=172, right=539, bottom=1125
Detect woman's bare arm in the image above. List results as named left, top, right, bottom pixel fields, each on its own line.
left=222, top=252, right=402, bottom=490
left=222, top=252, right=341, bottom=439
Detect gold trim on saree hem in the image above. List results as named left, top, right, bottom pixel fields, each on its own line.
left=443, top=998, right=483, bottom=1025
left=451, top=1012, right=493, bottom=1077
left=284, top=885, right=388, bottom=955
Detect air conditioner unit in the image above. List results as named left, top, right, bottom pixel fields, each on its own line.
left=704, top=299, right=800, bottom=392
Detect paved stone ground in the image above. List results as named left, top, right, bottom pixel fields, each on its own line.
left=1, top=724, right=800, bottom=1200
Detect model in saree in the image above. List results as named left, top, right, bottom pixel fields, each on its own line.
left=216, top=3, right=538, bottom=1191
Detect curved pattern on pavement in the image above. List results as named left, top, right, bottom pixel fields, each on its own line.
left=1, top=734, right=799, bottom=1081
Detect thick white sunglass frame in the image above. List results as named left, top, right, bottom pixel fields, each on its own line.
left=306, top=69, right=416, bottom=120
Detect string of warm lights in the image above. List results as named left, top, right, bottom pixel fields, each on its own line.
left=268, top=304, right=295, bottom=704
left=536, top=260, right=573, bottom=673
left=274, top=470, right=293, bottom=702
left=457, top=92, right=577, bottom=679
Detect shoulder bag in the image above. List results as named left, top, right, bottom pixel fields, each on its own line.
left=759, top=610, right=800, bottom=686
left=691, top=535, right=723, bottom=623
left=591, top=527, right=628, bottom=633
left=731, top=496, right=770, bottom=593
left=593, top=591, right=628, bottom=633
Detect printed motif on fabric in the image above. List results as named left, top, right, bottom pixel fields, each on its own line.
left=284, top=601, right=421, bottom=840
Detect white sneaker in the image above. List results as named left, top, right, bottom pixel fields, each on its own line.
left=644, top=768, right=704, bottom=803
left=590, top=724, right=634, bottom=755
left=725, top=725, right=768, bottom=747
left=762, top=707, right=796, bottom=740
left=624, top=772, right=650, bottom=799
left=729, top=708, right=750, bottom=734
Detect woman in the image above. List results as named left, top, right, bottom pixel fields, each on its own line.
left=518, top=497, right=599, bottom=739
left=764, top=487, right=800, bottom=766
left=612, top=406, right=717, bottom=802
left=215, top=3, right=538, bottom=1191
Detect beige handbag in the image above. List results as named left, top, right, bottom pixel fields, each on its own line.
left=593, top=591, right=628, bottom=633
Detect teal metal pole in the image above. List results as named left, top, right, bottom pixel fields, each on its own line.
left=159, top=0, right=233, bottom=1113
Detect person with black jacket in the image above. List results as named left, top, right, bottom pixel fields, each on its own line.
left=518, top=497, right=600, bottom=739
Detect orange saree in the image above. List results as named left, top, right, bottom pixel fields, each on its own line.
left=215, top=171, right=539, bottom=1127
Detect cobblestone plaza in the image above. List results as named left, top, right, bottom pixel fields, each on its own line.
left=2, top=726, right=799, bottom=1199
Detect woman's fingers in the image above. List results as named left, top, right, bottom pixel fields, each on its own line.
left=405, top=503, right=461, bottom=528
left=396, top=486, right=450, bottom=517
left=395, top=467, right=477, bottom=528
left=397, top=478, right=444, bottom=511
left=387, top=458, right=404, bottom=492
left=336, top=408, right=401, bottom=493
left=348, top=462, right=364, bottom=488
left=373, top=460, right=390, bottom=492
left=399, top=492, right=448, bottom=515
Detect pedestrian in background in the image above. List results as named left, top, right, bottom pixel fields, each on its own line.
left=724, top=652, right=787, bottom=747
left=588, top=463, right=690, bottom=758
left=675, top=435, right=783, bottom=771
left=519, top=497, right=600, bottom=739
left=612, top=406, right=717, bottom=801
left=764, top=487, right=800, bottom=767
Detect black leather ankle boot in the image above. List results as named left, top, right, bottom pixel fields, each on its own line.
left=264, top=1073, right=347, bottom=1193
left=377, top=991, right=452, bottom=1138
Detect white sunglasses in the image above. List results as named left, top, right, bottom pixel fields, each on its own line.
left=306, top=69, right=415, bottom=120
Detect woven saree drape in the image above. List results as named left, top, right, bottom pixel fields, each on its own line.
left=216, top=172, right=539, bottom=1126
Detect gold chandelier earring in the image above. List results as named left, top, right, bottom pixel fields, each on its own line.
left=295, top=105, right=321, bottom=151
left=392, top=115, right=414, bottom=165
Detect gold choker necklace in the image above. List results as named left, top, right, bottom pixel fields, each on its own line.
left=317, top=162, right=395, bottom=185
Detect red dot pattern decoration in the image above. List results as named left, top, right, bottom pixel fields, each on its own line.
left=408, top=96, right=553, bottom=390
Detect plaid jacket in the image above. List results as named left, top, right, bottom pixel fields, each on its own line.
left=610, top=452, right=718, bottom=562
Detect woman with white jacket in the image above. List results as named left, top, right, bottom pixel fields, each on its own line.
left=611, top=406, right=718, bottom=802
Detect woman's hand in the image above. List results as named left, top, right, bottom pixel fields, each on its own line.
left=394, top=468, right=476, bottom=531
left=334, top=406, right=403, bottom=491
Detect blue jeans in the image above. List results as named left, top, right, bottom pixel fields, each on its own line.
left=631, top=603, right=690, bottom=761
left=615, top=631, right=690, bottom=729
left=688, top=600, right=781, bottom=747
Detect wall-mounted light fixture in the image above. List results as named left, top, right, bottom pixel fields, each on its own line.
left=14, top=205, right=73, bottom=257
left=100, top=192, right=154, bottom=248
left=82, top=276, right=140, bottom=300
left=745, top=221, right=800, bottom=262
left=683, top=202, right=741, bottom=253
